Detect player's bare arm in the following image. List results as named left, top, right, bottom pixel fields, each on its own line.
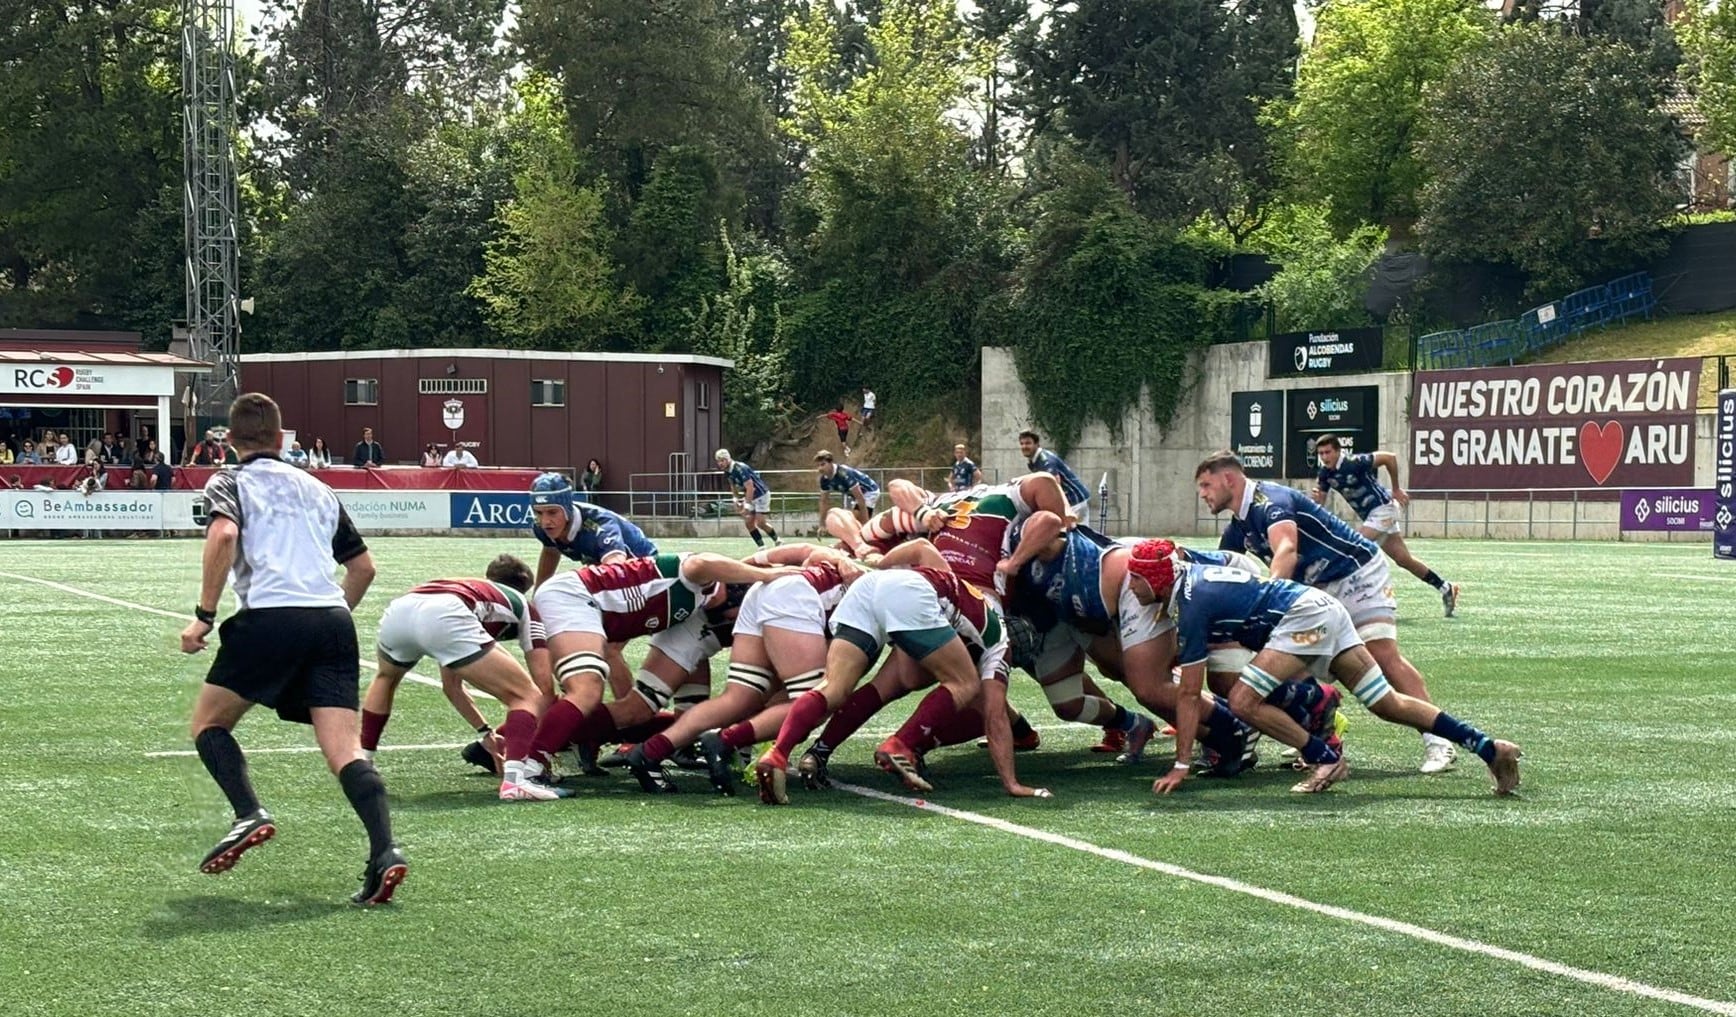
left=1376, top=451, right=1409, bottom=507
left=982, top=677, right=1050, bottom=798
left=341, top=550, right=377, bottom=609
left=1153, top=660, right=1207, bottom=795
left=1265, top=520, right=1300, bottom=581
left=181, top=515, right=239, bottom=653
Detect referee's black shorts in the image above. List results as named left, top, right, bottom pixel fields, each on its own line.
left=206, top=607, right=360, bottom=724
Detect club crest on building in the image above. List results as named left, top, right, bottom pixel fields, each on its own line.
left=442, top=398, right=465, bottom=429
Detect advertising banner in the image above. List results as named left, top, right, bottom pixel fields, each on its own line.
left=336, top=491, right=450, bottom=530
left=1268, top=327, right=1384, bottom=378
left=1618, top=489, right=1717, bottom=532
left=1716, top=389, right=1735, bottom=560
left=451, top=491, right=536, bottom=529
left=1409, top=358, right=1701, bottom=489
left=0, top=362, right=177, bottom=397
left=1285, top=385, right=1380, bottom=478
left=3, top=491, right=163, bottom=529
left=1229, top=391, right=1286, bottom=479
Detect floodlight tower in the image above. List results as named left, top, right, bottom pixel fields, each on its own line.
left=181, top=0, right=241, bottom=415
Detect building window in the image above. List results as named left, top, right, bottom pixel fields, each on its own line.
left=344, top=378, right=378, bottom=405
left=696, top=381, right=710, bottom=410
left=418, top=378, right=488, bottom=395
left=531, top=379, right=566, bottom=407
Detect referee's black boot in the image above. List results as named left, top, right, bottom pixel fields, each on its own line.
left=351, top=843, right=408, bottom=906
left=199, top=809, right=276, bottom=874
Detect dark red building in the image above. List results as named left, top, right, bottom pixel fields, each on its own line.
left=238, top=348, right=729, bottom=485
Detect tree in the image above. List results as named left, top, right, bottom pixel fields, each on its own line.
left=689, top=226, right=795, bottom=452
left=1010, top=0, right=1298, bottom=226
left=1682, top=0, right=1736, bottom=158
left=0, top=0, right=183, bottom=336
left=619, top=146, right=730, bottom=349
left=1278, top=0, right=1493, bottom=232
left=1253, top=204, right=1387, bottom=333
left=1415, top=25, right=1683, bottom=297
left=468, top=77, right=639, bottom=349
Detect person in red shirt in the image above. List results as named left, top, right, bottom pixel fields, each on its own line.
left=820, top=404, right=854, bottom=456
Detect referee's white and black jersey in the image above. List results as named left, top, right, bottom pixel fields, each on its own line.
left=203, top=455, right=368, bottom=608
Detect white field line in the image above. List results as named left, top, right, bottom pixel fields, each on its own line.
left=1656, top=572, right=1736, bottom=583
left=831, top=780, right=1736, bottom=1017
left=0, top=571, right=491, bottom=699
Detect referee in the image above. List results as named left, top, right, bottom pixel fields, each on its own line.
left=179, top=392, right=406, bottom=905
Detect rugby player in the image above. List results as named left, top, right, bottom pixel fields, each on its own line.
left=359, top=554, right=555, bottom=802
left=1311, top=434, right=1460, bottom=617
left=1128, top=540, right=1521, bottom=796
left=508, top=552, right=798, bottom=797
left=1197, top=451, right=1461, bottom=774
left=815, top=450, right=880, bottom=524
left=717, top=448, right=780, bottom=548
left=1018, top=430, right=1090, bottom=517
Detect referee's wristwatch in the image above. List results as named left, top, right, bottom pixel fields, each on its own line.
left=194, top=605, right=217, bottom=625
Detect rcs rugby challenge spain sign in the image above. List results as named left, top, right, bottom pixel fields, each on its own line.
left=1409, top=358, right=1701, bottom=489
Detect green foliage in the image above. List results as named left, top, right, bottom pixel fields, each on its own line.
left=1253, top=204, right=1387, bottom=333
left=1681, top=0, right=1736, bottom=158
left=1278, top=0, right=1494, bottom=231
left=689, top=227, right=795, bottom=450
left=621, top=147, right=729, bottom=349
left=1415, top=25, right=1683, bottom=297
left=1010, top=0, right=1299, bottom=228
left=1006, top=160, right=1230, bottom=452
left=468, top=78, right=639, bottom=349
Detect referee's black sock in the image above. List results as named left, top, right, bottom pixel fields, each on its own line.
left=194, top=726, right=262, bottom=818
left=338, top=760, right=395, bottom=858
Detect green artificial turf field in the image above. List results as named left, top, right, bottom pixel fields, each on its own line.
left=1, top=536, right=1732, bottom=1017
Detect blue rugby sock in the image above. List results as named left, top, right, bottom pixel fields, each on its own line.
left=1200, top=699, right=1248, bottom=755
left=1430, top=711, right=1496, bottom=763
left=1300, top=736, right=1341, bottom=765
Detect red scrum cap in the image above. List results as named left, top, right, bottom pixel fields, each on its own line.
left=1126, top=538, right=1178, bottom=596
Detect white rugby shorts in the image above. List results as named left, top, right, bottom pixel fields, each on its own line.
left=1265, top=588, right=1363, bottom=676
left=647, top=611, right=722, bottom=673
left=531, top=572, right=607, bottom=639
left=733, top=575, right=828, bottom=638
left=1318, top=556, right=1397, bottom=629
left=376, top=592, right=490, bottom=667
left=1361, top=501, right=1403, bottom=541
left=744, top=492, right=771, bottom=514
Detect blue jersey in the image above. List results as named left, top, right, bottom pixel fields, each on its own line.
left=818, top=464, right=878, bottom=497
left=1231, top=482, right=1378, bottom=586
left=1028, top=448, right=1090, bottom=507
left=1178, top=546, right=1237, bottom=568
left=534, top=503, right=658, bottom=565
left=1020, top=524, right=1117, bottom=634
left=1316, top=452, right=1391, bottom=520
left=724, top=460, right=770, bottom=496
left=950, top=457, right=978, bottom=492
left=1170, top=563, right=1308, bottom=667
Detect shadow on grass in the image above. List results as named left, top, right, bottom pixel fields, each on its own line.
left=143, top=894, right=348, bottom=938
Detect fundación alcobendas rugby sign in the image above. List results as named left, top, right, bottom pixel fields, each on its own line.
left=1268, top=327, right=1384, bottom=378
left=1409, top=358, right=1701, bottom=489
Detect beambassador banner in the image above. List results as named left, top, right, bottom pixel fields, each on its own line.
left=1409, top=358, right=1701, bottom=489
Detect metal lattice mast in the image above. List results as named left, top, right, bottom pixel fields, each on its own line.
left=182, top=0, right=240, bottom=414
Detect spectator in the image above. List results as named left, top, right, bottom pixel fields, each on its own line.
left=580, top=458, right=603, bottom=493
left=308, top=437, right=333, bottom=470
left=19, top=440, right=41, bottom=464
left=100, top=433, right=124, bottom=463
left=192, top=429, right=224, bottom=466
left=84, top=439, right=104, bottom=466
left=441, top=445, right=479, bottom=468
left=352, top=426, right=384, bottom=468
left=130, top=439, right=171, bottom=490
left=286, top=441, right=310, bottom=469
left=55, top=432, right=79, bottom=465
left=860, top=386, right=876, bottom=428
left=420, top=443, right=441, bottom=467
left=111, top=436, right=132, bottom=466
left=220, top=435, right=240, bottom=466
left=821, top=404, right=854, bottom=457
left=0, top=442, right=11, bottom=466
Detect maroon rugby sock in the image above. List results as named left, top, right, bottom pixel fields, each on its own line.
left=641, top=733, right=676, bottom=763
left=360, top=709, right=389, bottom=752
left=528, top=700, right=585, bottom=765
left=772, top=690, right=831, bottom=758
left=498, top=709, right=536, bottom=763
left=895, top=687, right=961, bottom=754
left=931, top=707, right=985, bottom=749
left=814, top=685, right=885, bottom=752
left=720, top=722, right=757, bottom=749
left=573, top=707, right=620, bottom=750
left=616, top=713, right=675, bottom=744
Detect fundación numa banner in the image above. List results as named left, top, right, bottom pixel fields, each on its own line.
left=1408, top=358, right=1702, bottom=490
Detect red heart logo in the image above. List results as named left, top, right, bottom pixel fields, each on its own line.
left=1579, top=420, right=1624, bottom=485
left=50, top=366, right=74, bottom=388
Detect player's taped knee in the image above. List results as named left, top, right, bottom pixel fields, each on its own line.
left=672, top=682, right=708, bottom=712
left=1238, top=663, right=1282, bottom=698
left=726, top=661, right=775, bottom=694
left=554, top=651, right=608, bottom=689
left=1041, top=671, right=1086, bottom=708
left=1350, top=665, right=1393, bottom=707
left=1073, top=696, right=1114, bottom=726
left=784, top=667, right=826, bottom=693
left=633, top=670, right=675, bottom=711
left=1357, top=621, right=1398, bottom=644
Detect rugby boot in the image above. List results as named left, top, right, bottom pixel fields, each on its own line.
left=623, top=745, right=679, bottom=794
left=874, top=736, right=934, bottom=794
left=754, top=750, right=790, bottom=806
left=1442, top=582, right=1461, bottom=618
left=1116, top=714, right=1159, bottom=765
left=1488, top=740, right=1524, bottom=796
left=1290, top=756, right=1349, bottom=794
left=697, top=729, right=738, bottom=796
left=199, top=809, right=276, bottom=874
left=351, top=843, right=408, bottom=906
left=798, top=747, right=833, bottom=790
left=1089, top=727, right=1126, bottom=754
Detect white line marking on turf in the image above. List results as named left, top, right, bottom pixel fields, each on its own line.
left=0, top=570, right=492, bottom=699
left=831, top=781, right=1736, bottom=1017
left=1657, top=572, right=1736, bottom=583
left=145, top=742, right=469, bottom=759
